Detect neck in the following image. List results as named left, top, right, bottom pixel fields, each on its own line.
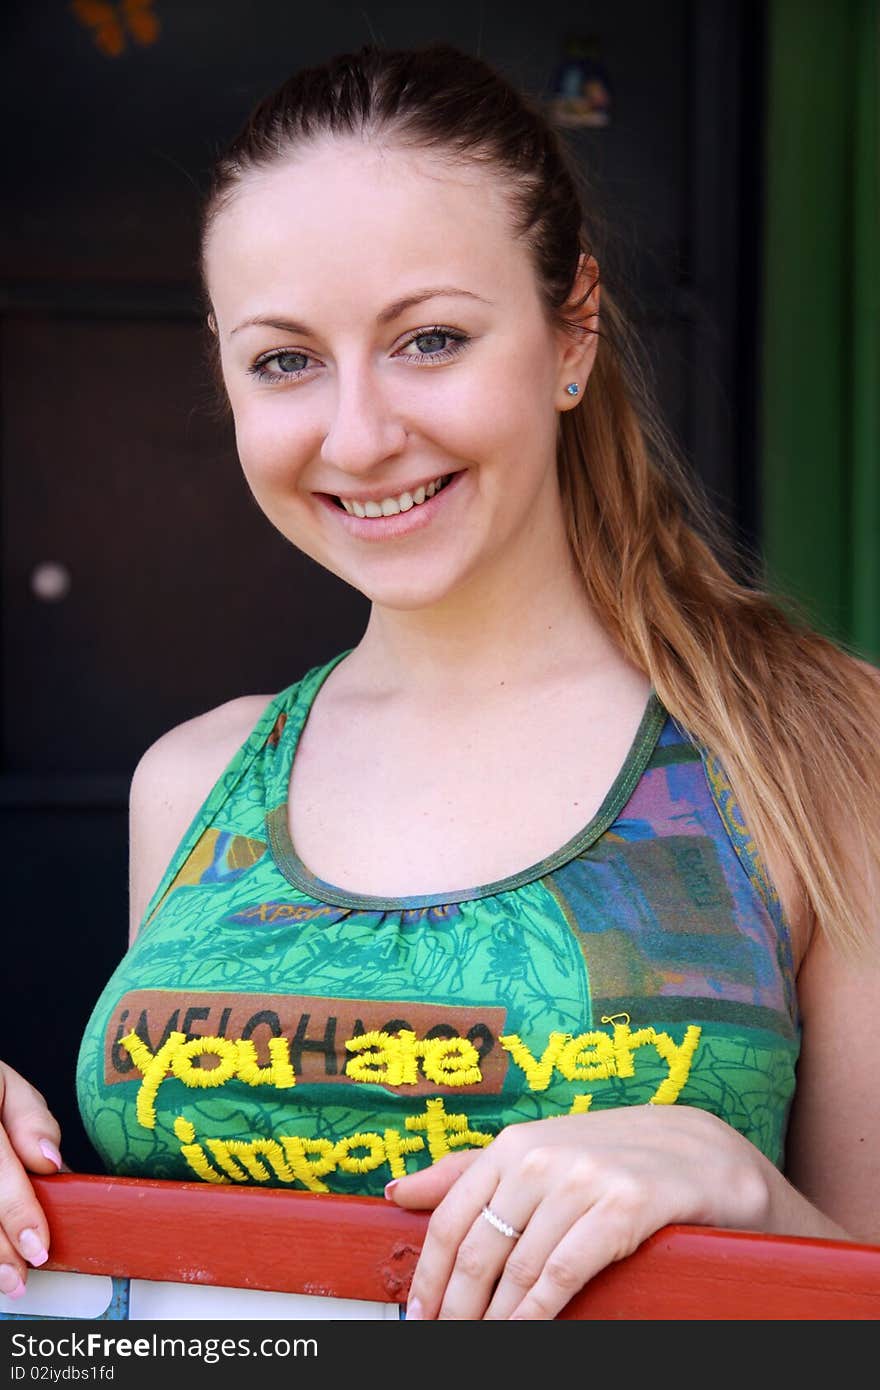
left=349, top=523, right=626, bottom=702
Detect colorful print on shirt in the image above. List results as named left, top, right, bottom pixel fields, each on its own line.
left=76, top=654, right=800, bottom=1197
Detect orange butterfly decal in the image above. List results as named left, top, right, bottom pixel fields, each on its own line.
left=71, top=0, right=160, bottom=58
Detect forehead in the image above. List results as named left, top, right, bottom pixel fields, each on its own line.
left=203, top=138, right=537, bottom=317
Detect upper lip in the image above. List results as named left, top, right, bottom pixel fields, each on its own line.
left=321, top=472, right=454, bottom=504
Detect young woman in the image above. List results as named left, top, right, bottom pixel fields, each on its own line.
left=1, top=44, right=878, bottom=1321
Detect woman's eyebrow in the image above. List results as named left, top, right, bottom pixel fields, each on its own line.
left=231, top=315, right=311, bottom=337
left=230, top=287, right=492, bottom=337
left=376, top=286, right=492, bottom=323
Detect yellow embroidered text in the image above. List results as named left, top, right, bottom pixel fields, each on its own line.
left=121, top=1030, right=297, bottom=1129
left=345, top=1030, right=483, bottom=1086
left=499, top=1022, right=702, bottom=1103
left=173, top=1096, right=494, bottom=1191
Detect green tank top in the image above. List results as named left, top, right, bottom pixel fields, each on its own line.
left=76, top=653, right=800, bottom=1196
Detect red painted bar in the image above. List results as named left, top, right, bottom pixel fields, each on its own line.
left=34, top=1174, right=880, bottom=1319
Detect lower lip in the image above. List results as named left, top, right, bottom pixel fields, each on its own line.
left=316, top=472, right=465, bottom=541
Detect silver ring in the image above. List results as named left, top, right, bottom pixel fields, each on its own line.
left=480, top=1204, right=523, bottom=1240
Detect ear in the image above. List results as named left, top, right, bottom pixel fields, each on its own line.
left=556, top=253, right=600, bottom=407
left=206, top=310, right=218, bottom=336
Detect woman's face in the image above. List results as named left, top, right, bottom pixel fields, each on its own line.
left=205, top=138, right=594, bottom=611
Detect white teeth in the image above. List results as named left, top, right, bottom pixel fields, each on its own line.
left=340, top=475, right=447, bottom=517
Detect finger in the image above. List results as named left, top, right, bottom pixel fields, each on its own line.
left=403, top=1156, right=508, bottom=1317
left=0, top=1222, right=28, bottom=1302
left=507, top=1203, right=643, bottom=1321
left=0, top=1072, right=54, bottom=1271
left=483, top=1190, right=590, bottom=1321
left=0, top=1064, right=65, bottom=1174
left=0, top=1269, right=28, bottom=1301
left=0, top=1129, right=51, bottom=1271
left=386, top=1149, right=479, bottom=1210
left=434, top=1191, right=532, bottom=1321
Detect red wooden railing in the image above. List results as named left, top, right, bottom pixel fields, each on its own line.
left=31, top=1173, right=880, bottom=1319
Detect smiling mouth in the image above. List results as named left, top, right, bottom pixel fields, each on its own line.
left=331, top=474, right=450, bottom=517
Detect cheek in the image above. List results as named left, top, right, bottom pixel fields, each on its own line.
left=232, top=403, right=314, bottom=492
left=471, top=326, right=560, bottom=431
left=417, top=344, right=557, bottom=456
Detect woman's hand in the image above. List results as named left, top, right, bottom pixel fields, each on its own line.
left=0, top=1060, right=66, bottom=1301
left=386, top=1104, right=776, bottom=1320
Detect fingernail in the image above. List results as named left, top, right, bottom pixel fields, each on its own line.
left=0, top=1264, right=26, bottom=1298
left=383, top=1180, right=399, bottom=1201
left=18, top=1229, right=48, bottom=1267
left=39, top=1140, right=64, bottom=1171
left=406, top=1297, right=423, bottom=1320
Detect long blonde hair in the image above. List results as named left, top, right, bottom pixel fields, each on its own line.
left=203, top=42, right=880, bottom=954
left=563, top=282, right=879, bottom=954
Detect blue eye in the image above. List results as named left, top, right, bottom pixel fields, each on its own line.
left=275, top=352, right=310, bottom=372
left=249, top=350, right=313, bottom=383
left=413, top=332, right=451, bottom=354
left=399, top=327, right=469, bottom=364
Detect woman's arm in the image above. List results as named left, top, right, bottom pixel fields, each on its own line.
left=781, top=872, right=880, bottom=1242
left=782, top=660, right=880, bottom=1241
left=737, top=742, right=880, bottom=1242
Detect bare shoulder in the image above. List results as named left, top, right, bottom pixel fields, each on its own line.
left=129, top=693, right=274, bottom=817
left=128, top=693, right=275, bottom=943
left=763, top=651, right=879, bottom=969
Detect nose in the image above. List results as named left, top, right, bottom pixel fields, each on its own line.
left=319, top=365, right=408, bottom=476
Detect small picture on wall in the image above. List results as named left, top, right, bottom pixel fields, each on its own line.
left=546, top=35, right=613, bottom=128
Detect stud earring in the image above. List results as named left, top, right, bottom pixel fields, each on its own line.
left=565, top=382, right=579, bottom=396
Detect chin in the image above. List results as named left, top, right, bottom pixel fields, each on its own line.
left=348, top=562, right=478, bottom=613
left=356, top=581, right=462, bottom=612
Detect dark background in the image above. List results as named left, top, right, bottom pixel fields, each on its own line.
left=1, top=0, right=763, bottom=1170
